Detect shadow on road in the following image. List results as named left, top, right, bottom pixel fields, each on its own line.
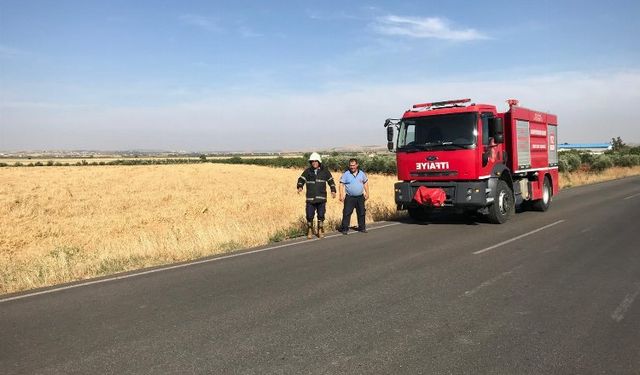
left=392, top=210, right=486, bottom=226
left=389, top=201, right=547, bottom=226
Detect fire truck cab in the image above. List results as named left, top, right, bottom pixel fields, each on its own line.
left=385, top=98, right=559, bottom=224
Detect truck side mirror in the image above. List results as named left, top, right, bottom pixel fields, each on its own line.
left=386, top=126, right=394, bottom=151
left=490, top=117, right=504, bottom=144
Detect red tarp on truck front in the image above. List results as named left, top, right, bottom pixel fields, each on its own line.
left=413, top=186, right=446, bottom=207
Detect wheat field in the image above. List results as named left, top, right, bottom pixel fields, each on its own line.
left=559, top=166, right=640, bottom=188
left=2, top=164, right=638, bottom=294
left=0, top=164, right=399, bottom=294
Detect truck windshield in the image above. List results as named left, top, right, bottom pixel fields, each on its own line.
left=397, top=113, right=478, bottom=151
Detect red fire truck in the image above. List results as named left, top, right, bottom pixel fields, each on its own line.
left=384, top=98, right=558, bottom=223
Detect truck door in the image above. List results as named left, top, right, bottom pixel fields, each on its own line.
left=480, top=112, right=502, bottom=177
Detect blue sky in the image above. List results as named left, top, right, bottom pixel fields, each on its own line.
left=1, top=0, right=639, bottom=151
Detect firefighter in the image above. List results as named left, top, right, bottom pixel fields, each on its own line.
left=297, top=152, right=337, bottom=239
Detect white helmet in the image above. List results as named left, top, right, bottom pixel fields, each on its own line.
left=308, top=152, right=322, bottom=163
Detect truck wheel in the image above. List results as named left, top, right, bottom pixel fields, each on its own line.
left=532, top=177, right=552, bottom=212
left=408, top=206, right=430, bottom=222
left=487, top=180, right=514, bottom=224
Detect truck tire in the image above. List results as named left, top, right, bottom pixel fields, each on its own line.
left=408, top=206, right=430, bottom=222
left=532, top=177, right=552, bottom=212
left=487, top=180, right=514, bottom=224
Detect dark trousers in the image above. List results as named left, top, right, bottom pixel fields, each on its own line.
left=341, top=195, right=366, bottom=231
left=306, top=202, right=326, bottom=222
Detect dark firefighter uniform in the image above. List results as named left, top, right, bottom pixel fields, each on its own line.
left=297, top=157, right=337, bottom=238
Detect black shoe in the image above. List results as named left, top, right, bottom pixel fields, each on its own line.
left=358, top=228, right=368, bottom=233
left=340, top=229, right=349, bottom=235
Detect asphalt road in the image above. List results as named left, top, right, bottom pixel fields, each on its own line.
left=2, top=176, right=640, bottom=374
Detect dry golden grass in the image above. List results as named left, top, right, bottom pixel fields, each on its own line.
left=3, top=163, right=639, bottom=295
left=0, top=164, right=398, bottom=294
left=559, top=166, right=640, bottom=188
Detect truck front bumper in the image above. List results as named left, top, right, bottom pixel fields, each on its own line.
left=395, top=180, right=490, bottom=210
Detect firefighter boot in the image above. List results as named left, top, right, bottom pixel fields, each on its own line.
left=317, top=221, right=325, bottom=239
left=307, top=221, right=315, bottom=239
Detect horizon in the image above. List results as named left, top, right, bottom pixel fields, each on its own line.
left=0, top=144, right=390, bottom=154
left=3, top=140, right=630, bottom=155
left=2, top=1, right=639, bottom=151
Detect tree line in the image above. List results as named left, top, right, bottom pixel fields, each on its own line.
left=558, top=137, right=640, bottom=173
left=0, top=153, right=398, bottom=174
left=3, top=137, right=638, bottom=175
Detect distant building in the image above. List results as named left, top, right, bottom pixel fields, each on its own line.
left=558, top=143, right=612, bottom=154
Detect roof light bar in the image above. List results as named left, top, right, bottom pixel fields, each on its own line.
left=506, top=99, right=519, bottom=107
left=412, top=98, right=471, bottom=109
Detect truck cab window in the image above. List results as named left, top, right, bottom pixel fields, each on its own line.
left=398, top=121, right=416, bottom=146
left=397, top=113, right=477, bottom=150
left=481, top=112, right=493, bottom=146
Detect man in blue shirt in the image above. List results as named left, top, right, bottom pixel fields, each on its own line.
left=339, top=158, right=369, bottom=234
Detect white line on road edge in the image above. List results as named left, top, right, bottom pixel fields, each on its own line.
left=461, top=265, right=523, bottom=297
left=0, top=222, right=401, bottom=303
left=611, top=282, right=640, bottom=322
left=623, top=192, right=640, bottom=200
left=323, top=222, right=400, bottom=239
left=473, top=220, right=566, bottom=255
